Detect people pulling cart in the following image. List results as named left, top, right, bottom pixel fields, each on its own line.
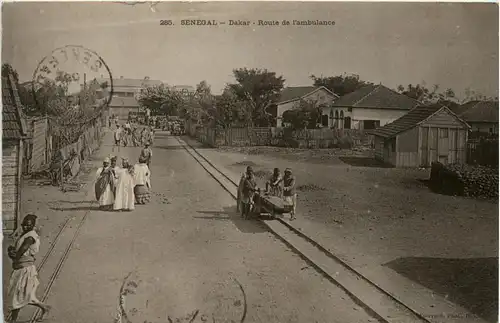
left=237, top=166, right=296, bottom=220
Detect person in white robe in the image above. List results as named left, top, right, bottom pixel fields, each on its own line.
left=134, top=156, right=152, bottom=204
left=7, top=214, right=51, bottom=322
left=113, top=158, right=135, bottom=211
left=95, top=157, right=115, bottom=210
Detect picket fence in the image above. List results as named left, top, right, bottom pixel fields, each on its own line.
left=185, top=122, right=371, bottom=148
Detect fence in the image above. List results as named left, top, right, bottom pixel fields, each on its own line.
left=185, top=121, right=370, bottom=148
left=22, top=112, right=106, bottom=186
left=466, top=138, right=498, bottom=167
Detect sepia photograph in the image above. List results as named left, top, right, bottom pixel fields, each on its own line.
left=1, top=2, right=498, bottom=323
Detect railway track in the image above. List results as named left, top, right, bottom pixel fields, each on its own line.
left=5, top=191, right=93, bottom=323
left=175, top=136, right=432, bottom=323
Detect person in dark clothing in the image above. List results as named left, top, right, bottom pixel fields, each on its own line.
left=241, top=166, right=257, bottom=219
left=283, top=168, right=297, bottom=220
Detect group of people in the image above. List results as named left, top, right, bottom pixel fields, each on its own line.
left=94, top=153, right=152, bottom=212
left=113, top=123, right=155, bottom=149
left=238, top=166, right=297, bottom=220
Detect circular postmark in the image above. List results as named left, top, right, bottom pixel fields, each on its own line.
left=31, top=45, right=114, bottom=115
left=116, top=271, right=247, bottom=323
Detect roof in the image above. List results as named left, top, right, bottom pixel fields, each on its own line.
left=368, top=104, right=468, bottom=138
left=2, top=73, right=27, bottom=140
left=108, top=96, right=140, bottom=107
left=452, top=101, right=498, bottom=123
left=276, top=86, right=338, bottom=105
left=95, top=78, right=163, bottom=89
left=332, top=84, right=420, bottom=110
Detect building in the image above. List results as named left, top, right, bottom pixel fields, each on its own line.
left=368, top=104, right=470, bottom=168
left=272, top=86, right=339, bottom=127
left=451, top=100, right=499, bottom=136
left=95, top=76, right=163, bottom=122
left=329, top=84, right=421, bottom=130
left=2, top=72, right=28, bottom=233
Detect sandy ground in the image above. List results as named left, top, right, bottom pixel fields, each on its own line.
left=3, top=131, right=379, bottom=323
left=191, top=144, right=498, bottom=323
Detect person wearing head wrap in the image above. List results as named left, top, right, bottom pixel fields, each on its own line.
left=266, top=168, right=283, bottom=197
left=133, top=156, right=151, bottom=204
left=113, top=158, right=135, bottom=211
left=139, top=142, right=153, bottom=168
left=283, top=168, right=297, bottom=220
left=7, top=214, right=51, bottom=322
left=240, top=166, right=257, bottom=219
left=94, top=157, right=115, bottom=210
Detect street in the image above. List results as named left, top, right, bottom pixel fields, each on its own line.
left=18, top=131, right=377, bottom=323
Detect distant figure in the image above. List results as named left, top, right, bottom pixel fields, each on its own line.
left=283, top=168, right=297, bottom=220
left=140, top=143, right=153, bottom=168
left=113, top=158, right=135, bottom=212
left=266, top=168, right=283, bottom=197
left=134, top=156, right=151, bottom=204
left=7, top=214, right=51, bottom=323
left=113, top=125, right=122, bottom=152
left=241, top=166, right=257, bottom=219
left=95, top=157, right=116, bottom=210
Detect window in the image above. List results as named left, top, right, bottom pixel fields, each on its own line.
left=391, top=140, right=396, bottom=151
left=439, top=129, right=448, bottom=139
left=344, top=116, right=351, bottom=129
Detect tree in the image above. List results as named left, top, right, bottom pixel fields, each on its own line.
left=228, top=68, right=285, bottom=127
left=282, top=99, right=323, bottom=130
left=137, top=84, right=183, bottom=116
left=311, top=73, right=373, bottom=96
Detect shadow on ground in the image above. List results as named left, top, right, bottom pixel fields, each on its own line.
left=384, top=257, right=498, bottom=323
left=339, top=156, right=393, bottom=168
left=195, top=206, right=269, bottom=234
left=50, top=206, right=101, bottom=211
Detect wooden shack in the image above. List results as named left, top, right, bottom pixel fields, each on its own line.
left=368, top=104, right=470, bottom=167
left=2, top=72, right=27, bottom=233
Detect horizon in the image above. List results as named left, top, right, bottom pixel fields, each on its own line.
left=3, top=2, right=498, bottom=100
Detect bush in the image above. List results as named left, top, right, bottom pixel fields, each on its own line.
left=430, top=162, right=498, bottom=199
left=338, top=136, right=354, bottom=149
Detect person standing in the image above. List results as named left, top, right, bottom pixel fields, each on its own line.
left=241, top=166, right=257, bottom=219
left=113, top=125, right=122, bottom=152
left=283, top=168, right=297, bottom=220
left=7, top=214, right=51, bottom=323
left=139, top=143, right=153, bottom=168
left=95, top=157, right=116, bottom=210
left=113, top=158, right=135, bottom=212
left=134, top=156, right=152, bottom=204
left=266, top=168, right=283, bottom=197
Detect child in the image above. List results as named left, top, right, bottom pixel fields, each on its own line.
left=7, top=214, right=51, bottom=322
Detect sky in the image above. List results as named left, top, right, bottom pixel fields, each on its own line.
left=2, top=2, right=498, bottom=99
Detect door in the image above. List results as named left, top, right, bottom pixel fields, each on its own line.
left=438, top=128, right=449, bottom=164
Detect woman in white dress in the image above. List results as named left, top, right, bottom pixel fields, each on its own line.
left=113, top=158, right=135, bottom=211
left=134, top=156, right=152, bottom=204
left=95, top=157, right=116, bottom=210
left=7, top=214, right=51, bottom=322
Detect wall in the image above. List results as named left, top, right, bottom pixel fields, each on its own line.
left=468, top=121, right=498, bottom=134
left=276, top=88, right=337, bottom=127
left=31, top=117, right=49, bottom=172
left=395, top=127, right=419, bottom=167
left=322, top=107, right=409, bottom=130
left=2, top=140, right=20, bottom=232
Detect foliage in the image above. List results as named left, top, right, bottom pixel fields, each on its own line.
left=136, top=83, right=183, bottom=116
left=282, top=99, right=323, bottom=130
left=310, top=73, right=373, bottom=96
left=227, top=68, right=285, bottom=127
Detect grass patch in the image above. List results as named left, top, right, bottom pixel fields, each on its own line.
left=232, top=161, right=258, bottom=167
left=297, top=184, right=326, bottom=192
